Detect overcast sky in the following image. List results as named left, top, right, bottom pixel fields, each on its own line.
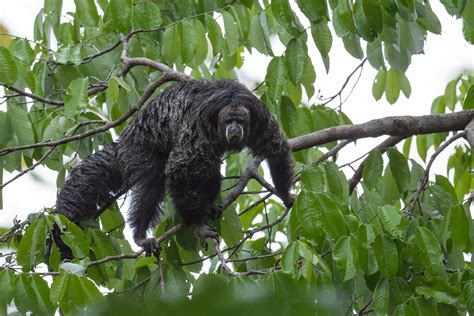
left=0, top=1, right=473, bottom=228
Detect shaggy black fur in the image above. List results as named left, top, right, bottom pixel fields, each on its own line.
left=55, top=79, right=293, bottom=255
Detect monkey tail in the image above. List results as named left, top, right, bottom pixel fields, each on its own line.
left=53, top=144, right=126, bottom=259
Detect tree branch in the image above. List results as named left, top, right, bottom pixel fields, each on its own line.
left=348, top=136, right=404, bottom=193
left=407, top=132, right=466, bottom=216
left=87, top=223, right=185, bottom=267
left=289, top=110, right=474, bottom=152
left=0, top=75, right=177, bottom=157
left=464, top=118, right=474, bottom=149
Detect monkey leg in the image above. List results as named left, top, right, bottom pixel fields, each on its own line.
left=128, top=169, right=166, bottom=257
left=167, top=155, right=222, bottom=242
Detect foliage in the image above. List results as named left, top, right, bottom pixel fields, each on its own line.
left=0, top=0, right=473, bottom=315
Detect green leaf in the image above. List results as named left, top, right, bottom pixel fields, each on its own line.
left=17, top=218, right=49, bottom=272
left=462, top=0, right=474, bottom=44
left=178, top=20, right=197, bottom=64
left=397, top=72, right=412, bottom=99
left=222, top=10, right=240, bottom=55
left=7, top=103, right=35, bottom=154
left=161, top=24, right=181, bottom=65
left=363, top=150, right=383, bottom=190
left=74, top=0, right=99, bottom=26
left=385, top=44, right=411, bottom=72
left=357, top=224, right=378, bottom=275
left=285, top=37, right=307, bottom=85
left=0, top=269, right=15, bottom=305
left=450, top=205, right=471, bottom=251
left=44, top=0, right=63, bottom=26
left=64, top=77, right=89, bottom=116
left=400, top=20, right=425, bottom=54
left=394, top=304, right=417, bottom=316
left=281, top=242, right=298, bottom=276
left=206, top=16, right=224, bottom=56
left=110, top=0, right=132, bottom=32
left=220, top=206, right=243, bottom=246
left=463, top=85, right=474, bottom=109
left=302, top=57, right=316, bottom=99
left=417, top=2, right=442, bottom=34
left=372, top=277, right=390, bottom=315
left=342, top=35, right=364, bottom=59
left=362, top=0, right=383, bottom=33
left=55, top=45, right=82, bottom=64
left=385, top=68, right=401, bottom=104
left=333, top=236, right=358, bottom=281
left=51, top=272, right=102, bottom=314
left=61, top=220, right=90, bottom=258
left=379, top=205, right=402, bottom=238
left=374, top=235, right=398, bottom=277
left=248, top=13, right=270, bottom=55
left=0, top=46, right=18, bottom=85
left=387, top=148, right=411, bottom=193
left=0, top=111, right=13, bottom=145
left=416, top=134, right=428, bottom=161
left=415, top=286, right=458, bottom=305
left=332, top=0, right=356, bottom=37
left=323, top=162, right=349, bottom=203
left=15, top=275, right=54, bottom=315
left=367, top=39, right=384, bottom=69
left=372, top=69, right=386, bottom=100
left=271, top=0, right=305, bottom=36
left=311, top=20, right=332, bottom=72
left=10, top=38, right=35, bottom=65
left=265, top=57, right=287, bottom=102
left=444, top=79, right=458, bottom=110
left=296, top=0, right=328, bottom=22
left=415, top=227, right=445, bottom=277
left=191, top=20, right=208, bottom=67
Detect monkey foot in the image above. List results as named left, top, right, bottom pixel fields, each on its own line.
left=192, top=224, right=219, bottom=243
left=136, top=238, right=161, bottom=258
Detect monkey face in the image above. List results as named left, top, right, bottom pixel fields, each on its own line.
left=217, top=106, right=250, bottom=149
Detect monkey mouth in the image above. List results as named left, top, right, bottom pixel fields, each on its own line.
left=226, top=126, right=244, bottom=145
left=227, top=135, right=243, bottom=145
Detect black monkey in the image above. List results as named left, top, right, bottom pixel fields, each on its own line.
left=56, top=79, right=294, bottom=254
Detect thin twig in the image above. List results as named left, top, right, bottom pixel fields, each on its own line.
left=348, top=136, right=404, bottom=193
left=320, top=58, right=367, bottom=106
left=407, top=132, right=466, bottom=216
left=87, top=223, right=185, bottom=267
left=0, top=146, right=57, bottom=190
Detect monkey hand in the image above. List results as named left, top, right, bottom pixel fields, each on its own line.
left=136, top=238, right=161, bottom=258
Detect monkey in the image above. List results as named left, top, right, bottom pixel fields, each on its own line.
left=55, top=79, right=294, bottom=256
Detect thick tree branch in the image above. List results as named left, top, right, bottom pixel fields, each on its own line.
left=289, top=110, right=474, bottom=151
left=465, top=118, right=474, bottom=149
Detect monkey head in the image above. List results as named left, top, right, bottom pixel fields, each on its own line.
left=217, top=105, right=250, bottom=150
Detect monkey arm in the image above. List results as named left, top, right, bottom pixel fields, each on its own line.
left=250, top=118, right=294, bottom=207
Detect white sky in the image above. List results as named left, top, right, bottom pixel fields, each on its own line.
left=0, top=1, right=473, bottom=229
